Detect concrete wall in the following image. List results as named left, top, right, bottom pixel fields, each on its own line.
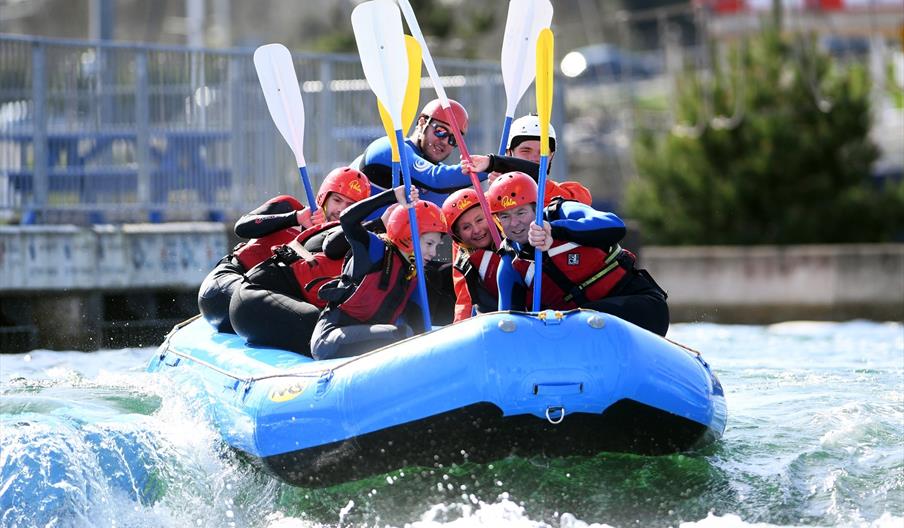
left=0, top=223, right=226, bottom=292
left=0, top=223, right=227, bottom=350
left=1, top=224, right=901, bottom=350
left=642, top=244, right=904, bottom=323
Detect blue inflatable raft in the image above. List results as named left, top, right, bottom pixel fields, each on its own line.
left=148, top=310, right=727, bottom=486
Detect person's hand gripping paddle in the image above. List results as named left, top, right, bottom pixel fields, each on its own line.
left=352, top=0, right=433, bottom=330
left=377, top=36, right=423, bottom=188
left=532, top=28, right=554, bottom=312
left=498, top=0, right=553, bottom=156
left=253, top=43, right=318, bottom=211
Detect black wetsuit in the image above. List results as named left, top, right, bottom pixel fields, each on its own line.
left=228, top=218, right=386, bottom=356
left=197, top=197, right=302, bottom=333
left=310, top=190, right=427, bottom=360
left=228, top=248, right=323, bottom=356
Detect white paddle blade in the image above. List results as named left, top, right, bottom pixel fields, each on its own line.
left=501, top=0, right=553, bottom=117
left=253, top=43, right=306, bottom=167
left=351, top=0, right=408, bottom=125
left=396, top=0, right=449, bottom=105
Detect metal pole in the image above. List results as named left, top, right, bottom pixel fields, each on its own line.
left=212, top=0, right=231, bottom=47
left=318, top=58, right=335, bottom=185
left=89, top=0, right=115, bottom=41
left=187, top=0, right=205, bottom=48
left=30, top=42, right=47, bottom=224
left=135, top=50, right=151, bottom=218
left=479, top=66, right=495, bottom=166
left=228, top=54, right=245, bottom=218
left=552, top=77, right=567, bottom=180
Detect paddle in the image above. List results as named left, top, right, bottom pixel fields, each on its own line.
left=395, top=0, right=503, bottom=249
left=532, top=28, right=554, bottom=312
left=498, top=0, right=553, bottom=156
left=253, top=43, right=318, bottom=211
left=377, top=35, right=423, bottom=187
left=352, top=0, right=432, bottom=330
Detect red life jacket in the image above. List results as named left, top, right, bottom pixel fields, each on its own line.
left=283, top=222, right=343, bottom=309
left=515, top=241, right=633, bottom=310
left=452, top=246, right=501, bottom=313
left=295, top=220, right=340, bottom=247
left=234, top=228, right=301, bottom=270
left=331, top=243, right=417, bottom=324
left=288, top=255, right=343, bottom=309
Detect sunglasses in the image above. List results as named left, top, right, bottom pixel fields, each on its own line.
left=427, top=120, right=457, bottom=148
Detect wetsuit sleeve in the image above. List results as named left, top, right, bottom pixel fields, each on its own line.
left=486, top=154, right=540, bottom=179
left=339, top=189, right=399, bottom=281
left=234, top=198, right=301, bottom=239
left=546, top=200, right=626, bottom=249
left=358, top=136, right=488, bottom=195
left=402, top=141, right=488, bottom=194
left=322, top=217, right=386, bottom=260
left=357, top=138, right=396, bottom=190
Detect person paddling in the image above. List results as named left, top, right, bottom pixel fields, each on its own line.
left=224, top=167, right=371, bottom=354
left=197, top=194, right=318, bottom=334
left=489, top=171, right=670, bottom=336
left=442, top=188, right=502, bottom=321
left=197, top=167, right=368, bottom=334
left=310, top=186, right=447, bottom=360
left=351, top=99, right=489, bottom=212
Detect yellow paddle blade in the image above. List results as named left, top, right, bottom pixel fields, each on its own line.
left=402, top=35, right=423, bottom=136
left=535, top=28, right=554, bottom=157
left=378, top=98, right=401, bottom=163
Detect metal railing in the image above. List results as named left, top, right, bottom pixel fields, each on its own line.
left=0, top=34, right=563, bottom=224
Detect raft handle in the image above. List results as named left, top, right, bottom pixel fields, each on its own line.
left=533, top=382, right=583, bottom=396
left=545, top=406, right=566, bottom=424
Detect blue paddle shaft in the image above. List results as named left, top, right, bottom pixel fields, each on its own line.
left=392, top=160, right=401, bottom=188
left=396, top=129, right=432, bottom=331
left=497, top=115, right=514, bottom=156
left=532, top=155, right=550, bottom=311
left=298, top=166, right=318, bottom=212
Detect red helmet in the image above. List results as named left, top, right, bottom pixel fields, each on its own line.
left=421, top=98, right=469, bottom=134
left=486, top=172, right=538, bottom=213
left=316, top=167, right=371, bottom=209
left=266, top=195, right=304, bottom=211
left=441, top=188, right=481, bottom=235
left=386, top=201, right=447, bottom=253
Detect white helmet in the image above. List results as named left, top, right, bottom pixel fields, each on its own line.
left=506, top=114, right=557, bottom=152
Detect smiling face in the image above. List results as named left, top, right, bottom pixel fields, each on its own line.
left=452, top=206, right=491, bottom=249
left=508, top=139, right=555, bottom=167
left=418, top=231, right=444, bottom=261
left=416, top=116, right=456, bottom=163
left=322, top=192, right=357, bottom=222
left=495, top=204, right=535, bottom=244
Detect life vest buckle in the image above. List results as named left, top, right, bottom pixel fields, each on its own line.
left=273, top=244, right=301, bottom=264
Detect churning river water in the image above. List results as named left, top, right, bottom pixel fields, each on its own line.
left=1, top=320, right=901, bottom=528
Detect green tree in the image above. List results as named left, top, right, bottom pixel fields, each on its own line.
left=626, top=26, right=904, bottom=245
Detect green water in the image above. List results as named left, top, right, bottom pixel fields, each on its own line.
left=0, top=321, right=901, bottom=527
